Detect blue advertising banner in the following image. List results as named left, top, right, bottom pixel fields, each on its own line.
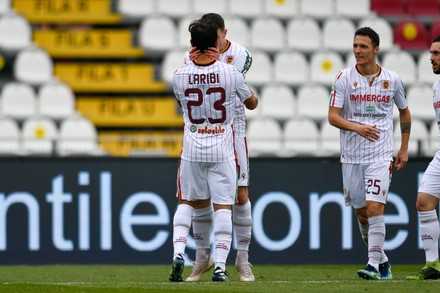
left=0, top=157, right=433, bottom=265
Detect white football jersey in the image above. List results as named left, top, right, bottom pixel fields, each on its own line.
left=185, top=40, right=252, bottom=137
left=329, top=65, right=408, bottom=164
left=173, top=60, right=251, bottom=162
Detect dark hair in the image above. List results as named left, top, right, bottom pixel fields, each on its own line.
left=201, top=13, right=225, bottom=31
left=189, top=19, right=218, bottom=52
left=433, top=35, right=440, bottom=43
left=355, top=27, right=380, bottom=47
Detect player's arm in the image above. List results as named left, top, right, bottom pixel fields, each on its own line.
left=244, top=89, right=258, bottom=110
left=328, top=107, right=380, bottom=142
left=395, top=106, right=411, bottom=170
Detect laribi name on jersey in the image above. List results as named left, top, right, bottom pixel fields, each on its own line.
left=188, top=73, right=220, bottom=84
left=190, top=124, right=226, bottom=134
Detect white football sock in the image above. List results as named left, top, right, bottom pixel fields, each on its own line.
left=172, top=204, right=193, bottom=257
left=233, top=201, right=252, bottom=263
left=213, top=209, right=232, bottom=271
left=367, top=215, right=385, bottom=271
left=192, top=205, right=213, bottom=262
left=418, top=210, right=440, bottom=263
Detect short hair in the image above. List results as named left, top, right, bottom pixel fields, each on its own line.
left=433, top=35, right=440, bottom=43
left=355, top=27, right=380, bottom=48
left=189, top=19, right=218, bottom=52
left=201, top=13, right=225, bottom=31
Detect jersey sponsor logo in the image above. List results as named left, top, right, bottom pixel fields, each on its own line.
left=192, top=125, right=226, bottom=135
left=382, top=80, right=390, bottom=90
left=350, top=94, right=390, bottom=103
left=365, top=105, right=374, bottom=113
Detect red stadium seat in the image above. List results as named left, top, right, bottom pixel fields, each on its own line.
left=430, top=21, right=440, bottom=42
left=371, top=0, right=406, bottom=16
left=407, top=0, right=440, bottom=16
left=393, top=19, right=429, bottom=51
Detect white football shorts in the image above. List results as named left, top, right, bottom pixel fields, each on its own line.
left=177, top=159, right=238, bottom=204
left=418, top=156, right=440, bottom=199
left=342, top=161, right=393, bottom=209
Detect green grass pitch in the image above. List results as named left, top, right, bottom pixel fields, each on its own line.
left=0, top=264, right=439, bottom=292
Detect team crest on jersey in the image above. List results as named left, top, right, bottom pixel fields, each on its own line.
left=226, top=55, right=234, bottom=64
left=353, top=81, right=358, bottom=88
left=382, top=80, right=390, bottom=90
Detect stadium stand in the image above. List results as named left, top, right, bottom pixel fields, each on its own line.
left=296, top=83, right=329, bottom=122
left=21, top=115, right=58, bottom=155
left=223, top=16, right=250, bottom=48
left=138, top=15, right=177, bottom=54
left=286, top=16, right=322, bottom=52
left=38, top=79, right=76, bottom=120
left=0, top=0, right=437, bottom=158
left=229, top=0, right=264, bottom=20
left=76, top=96, right=183, bottom=127
left=57, top=114, right=106, bottom=156
left=393, top=19, right=429, bottom=51
left=0, top=82, right=37, bottom=120
left=273, top=50, right=309, bottom=87
left=250, top=16, right=285, bottom=54
left=335, top=0, right=371, bottom=20
left=406, top=83, right=435, bottom=122
left=299, top=0, right=335, bottom=20
left=33, top=28, right=144, bottom=58
left=381, top=49, right=417, bottom=86
left=14, top=45, right=53, bottom=85
left=0, top=11, right=32, bottom=52
left=309, top=50, right=344, bottom=86
left=417, top=51, right=438, bottom=84
left=322, top=17, right=357, bottom=53
left=264, top=0, right=299, bottom=20
left=193, top=0, right=229, bottom=15
left=247, top=118, right=283, bottom=157
left=259, top=84, right=296, bottom=120
left=117, top=0, right=156, bottom=20
left=358, top=15, right=395, bottom=52
left=157, top=0, right=192, bottom=19
left=13, top=0, right=121, bottom=24
left=283, top=117, right=320, bottom=157
left=0, top=115, right=21, bottom=156
left=245, top=50, right=273, bottom=87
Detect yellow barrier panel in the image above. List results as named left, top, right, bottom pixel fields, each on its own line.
left=55, top=63, right=167, bottom=92
left=13, top=0, right=121, bottom=24
left=77, top=97, right=183, bottom=127
left=99, top=131, right=182, bottom=157
left=34, top=29, right=144, bottom=58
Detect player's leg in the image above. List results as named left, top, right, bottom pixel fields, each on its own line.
left=170, top=160, right=209, bottom=282
left=357, top=161, right=392, bottom=280
left=343, top=163, right=381, bottom=280
left=407, top=159, right=440, bottom=280
left=186, top=204, right=214, bottom=281
left=209, top=161, right=237, bottom=282
left=233, top=136, right=255, bottom=281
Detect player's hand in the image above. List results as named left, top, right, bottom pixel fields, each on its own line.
left=205, top=47, right=220, bottom=60
left=358, top=124, right=380, bottom=142
left=395, top=149, right=408, bottom=170
left=189, top=47, right=201, bottom=61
